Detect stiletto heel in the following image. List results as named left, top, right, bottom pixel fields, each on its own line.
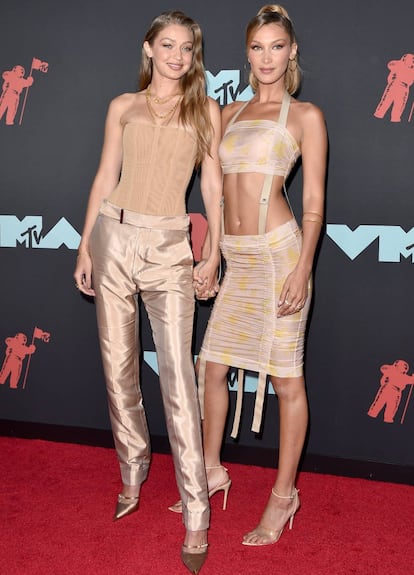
left=168, top=465, right=232, bottom=513
left=242, top=487, right=300, bottom=546
left=113, top=493, right=139, bottom=521
left=181, top=543, right=208, bottom=574
left=205, top=465, right=232, bottom=511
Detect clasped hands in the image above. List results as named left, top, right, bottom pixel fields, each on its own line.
left=193, top=259, right=220, bottom=301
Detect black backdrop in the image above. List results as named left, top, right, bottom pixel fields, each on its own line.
left=1, top=0, right=414, bottom=476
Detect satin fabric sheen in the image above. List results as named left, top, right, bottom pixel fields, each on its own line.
left=89, top=201, right=209, bottom=531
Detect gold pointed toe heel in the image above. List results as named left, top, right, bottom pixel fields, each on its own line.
left=113, top=493, right=139, bottom=521
left=242, top=487, right=300, bottom=547
left=168, top=465, right=232, bottom=514
left=168, top=499, right=183, bottom=513
left=181, top=543, right=208, bottom=574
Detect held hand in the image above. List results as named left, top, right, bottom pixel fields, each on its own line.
left=73, top=253, right=95, bottom=297
left=193, top=259, right=219, bottom=300
left=277, top=268, right=309, bottom=317
left=194, top=282, right=219, bottom=301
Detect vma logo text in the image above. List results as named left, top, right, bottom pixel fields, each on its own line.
left=0, top=216, right=80, bottom=249
left=0, top=214, right=207, bottom=258
left=206, top=70, right=253, bottom=105
left=327, top=225, right=414, bottom=263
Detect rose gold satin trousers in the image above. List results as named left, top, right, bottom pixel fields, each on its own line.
left=89, top=201, right=209, bottom=531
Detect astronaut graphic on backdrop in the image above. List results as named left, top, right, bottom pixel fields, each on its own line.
left=0, top=65, right=34, bottom=125
left=0, top=333, right=36, bottom=389
left=368, top=360, right=414, bottom=423
left=374, top=53, right=414, bottom=122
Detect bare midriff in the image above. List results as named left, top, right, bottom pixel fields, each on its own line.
left=223, top=172, right=292, bottom=235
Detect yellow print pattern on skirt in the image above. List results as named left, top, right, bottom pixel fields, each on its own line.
left=198, top=218, right=312, bottom=435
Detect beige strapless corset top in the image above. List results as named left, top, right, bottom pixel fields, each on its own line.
left=108, top=122, right=198, bottom=216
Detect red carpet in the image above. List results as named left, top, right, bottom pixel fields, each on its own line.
left=1, top=437, right=413, bottom=575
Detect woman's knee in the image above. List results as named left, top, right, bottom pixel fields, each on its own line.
left=271, top=376, right=305, bottom=400
left=204, top=362, right=229, bottom=390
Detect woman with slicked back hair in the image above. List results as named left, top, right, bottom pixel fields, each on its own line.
left=74, top=10, right=222, bottom=573
left=171, top=4, right=327, bottom=548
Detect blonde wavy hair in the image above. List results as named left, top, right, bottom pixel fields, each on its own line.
left=246, top=4, right=301, bottom=95
left=139, top=10, right=212, bottom=165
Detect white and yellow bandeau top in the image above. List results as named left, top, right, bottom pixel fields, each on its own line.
left=219, top=91, right=300, bottom=179
left=108, top=122, right=197, bottom=216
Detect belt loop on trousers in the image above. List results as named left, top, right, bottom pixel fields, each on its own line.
left=120, top=209, right=124, bottom=224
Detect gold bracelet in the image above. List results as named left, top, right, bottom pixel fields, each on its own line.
left=303, top=211, right=323, bottom=219
left=302, top=217, right=323, bottom=225
left=302, top=211, right=323, bottom=224
left=76, top=251, right=90, bottom=258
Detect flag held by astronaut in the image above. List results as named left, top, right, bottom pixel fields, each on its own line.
left=32, top=58, right=49, bottom=73
left=33, top=327, right=51, bottom=343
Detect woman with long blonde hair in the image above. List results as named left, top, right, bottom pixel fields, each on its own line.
left=74, top=10, right=222, bottom=573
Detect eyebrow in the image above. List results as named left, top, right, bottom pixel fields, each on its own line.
left=159, top=36, right=193, bottom=45
left=250, top=37, right=287, bottom=43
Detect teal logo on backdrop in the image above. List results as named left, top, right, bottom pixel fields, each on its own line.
left=143, top=351, right=273, bottom=395
left=0, top=216, right=80, bottom=249
left=327, top=225, right=414, bottom=263
left=206, top=70, right=253, bottom=105
left=2, top=217, right=414, bottom=263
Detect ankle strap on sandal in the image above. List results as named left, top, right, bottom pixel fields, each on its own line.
left=206, top=465, right=228, bottom=471
left=271, top=487, right=298, bottom=500
left=118, top=493, right=139, bottom=502
left=182, top=543, right=209, bottom=550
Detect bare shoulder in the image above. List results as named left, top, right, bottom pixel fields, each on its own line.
left=206, top=95, right=221, bottom=119
left=221, top=99, right=247, bottom=130
left=207, top=95, right=220, bottom=112
left=291, top=98, right=326, bottom=127
left=110, top=92, right=136, bottom=108
left=290, top=99, right=327, bottom=155
left=108, top=92, right=140, bottom=117
left=222, top=99, right=245, bottom=119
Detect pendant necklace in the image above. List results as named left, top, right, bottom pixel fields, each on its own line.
left=147, top=84, right=180, bottom=105
left=145, top=85, right=182, bottom=124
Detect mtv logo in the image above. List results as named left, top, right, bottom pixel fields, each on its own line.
left=206, top=70, right=253, bottom=105
left=0, top=215, right=80, bottom=249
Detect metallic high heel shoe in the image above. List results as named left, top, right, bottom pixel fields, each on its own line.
left=168, top=465, right=232, bottom=513
left=242, top=487, right=300, bottom=546
left=113, top=493, right=139, bottom=521
left=181, top=543, right=208, bottom=574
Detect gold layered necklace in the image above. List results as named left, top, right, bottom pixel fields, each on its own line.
left=145, top=85, right=182, bottom=124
